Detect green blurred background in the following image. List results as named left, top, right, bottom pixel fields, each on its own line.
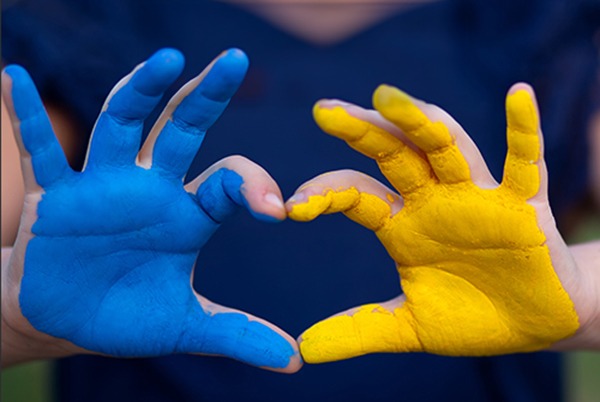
left=2, top=214, right=599, bottom=401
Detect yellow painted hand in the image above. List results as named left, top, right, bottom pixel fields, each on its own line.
left=288, top=84, right=580, bottom=363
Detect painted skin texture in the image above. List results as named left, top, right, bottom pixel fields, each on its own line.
left=290, top=85, right=579, bottom=363
left=3, top=49, right=298, bottom=369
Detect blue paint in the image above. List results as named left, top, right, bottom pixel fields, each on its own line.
left=86, top=48, right=184, bottom=169
left=196, top=168, right=285, bottom=223
left=4, top=65, right=71, bottom=187
left=197, top=168, right=245, bottom=223
left=152, top=48, right=249, bottom=179
left=246, top=209, right=285, bottom=224
left=108, top=48, right=185, bottom=116
left=9, top=50, right=294, bottom=368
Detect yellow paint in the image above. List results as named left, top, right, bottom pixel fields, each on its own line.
left=289, top=187, right=391, bottom=231
left=312, top=103, right=435, bottom=195
left=373, top=85, right=471, bottom=184
left=501, top=89, right=541, bottom=199
left=293, top=88, right=579, bottom=363
left=300, top=304, right=421, bottom=362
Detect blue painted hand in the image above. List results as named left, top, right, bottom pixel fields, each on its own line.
left=2, top=49, right=301, bottom=372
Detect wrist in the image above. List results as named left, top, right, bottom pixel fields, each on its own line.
left=1, top=311, right=82, bottom=367
left=1, top=247, right=82, bottom=367
left=552, top=241, right=600, bottom=351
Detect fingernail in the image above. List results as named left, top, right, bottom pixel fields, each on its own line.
left=286, top=193, right=307, bottom=205
left=264, top=193, right=284, bottom=210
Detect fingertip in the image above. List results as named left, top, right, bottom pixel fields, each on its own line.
left=297, top=316, right=349, bottom=364
left=284, top=192, right=308, bottom=213
left=1, top=65, right=43, bottom=121
left=222, top=47, right=249, bottom=69
left=194, top=162, right=286, bottom=223
left=269, top=345, right=304, bottom=374
left=312, top=101, right=346, bottom=123
left=373, top=85, right=428, bottom=133
left=1, top=67, right=15, bottom=103
left=287, top=193, right=329, bottom=222
left=249, top=192, right=287, bottom=222
left=2, top=64, right=27, bottom=81
left=284, top=356, right=304, bottom=374
left=251, top=317, right=304, bottom=373
left=372, top=84, right=413, bottom=109
left=287, top=175, right=352, bottom=221
left=298, top=338, right=320, bottom=365
left=506, top=82, right=539, bottom=118
left=507, top=82, right=535, bottom=97
left=312, top=101, right=324, bottom=119
left=312, top=99, right=349, bottom=113
left=154, top=47, right=185, bottom=66
left=202, top=48, right=249, bottom=101
left=312, top=102, right=334, bottom=130
left=506, top=88, right=533, bottom=106
left=132, top=48, right=185, bottom=96
left=220, top=48, right=250, bottom=85
left=220, top=156, right=287, bottom=223
left=506, top=85, right=539, bottom=134
left=2, top=65, right=31, bottom=97
left=295, top=333, right=313, bottom=364
left=313, top=103, right=373, bottom=144
left=372, top=84, right=403, bottom=108
left=250, top=325, right=300, bottom=371
left=205, top=311, right=300, bottom=371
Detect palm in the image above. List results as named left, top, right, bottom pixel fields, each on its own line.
left=4, top=49, right=299, bottom=370
left=384, top=181, right=571, bottom=355
left=21, top=167, right=210, bottom=356
left=34, top=168, right=210, bottom=252
left=290, top=84, right=579, bottom=362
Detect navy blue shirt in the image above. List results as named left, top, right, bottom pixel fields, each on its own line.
left=3, top=0, right=599, bottom=401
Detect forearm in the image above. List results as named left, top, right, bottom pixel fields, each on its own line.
left=553, top=240, right=600, bottom=351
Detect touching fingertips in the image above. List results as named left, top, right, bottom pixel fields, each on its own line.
left=247, top=205, right=286, bottom=223
left=196, top=168, right=285, bottom=223
left=287, top=192, right=329, bottom=221
left=285, top=192, right=307, bottom=209
left=287, top=188, right=360, bottom=221
left=264, top=192, right=284, bottom=210
left=258, top=192, right=287, bottom=221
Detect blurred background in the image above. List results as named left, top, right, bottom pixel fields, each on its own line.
left=2, top=0, right=599, bottom=401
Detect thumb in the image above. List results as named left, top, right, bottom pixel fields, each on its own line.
left=176, top=294, right=302, bottom=373
left=299, top=296, right=423, bottom=363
